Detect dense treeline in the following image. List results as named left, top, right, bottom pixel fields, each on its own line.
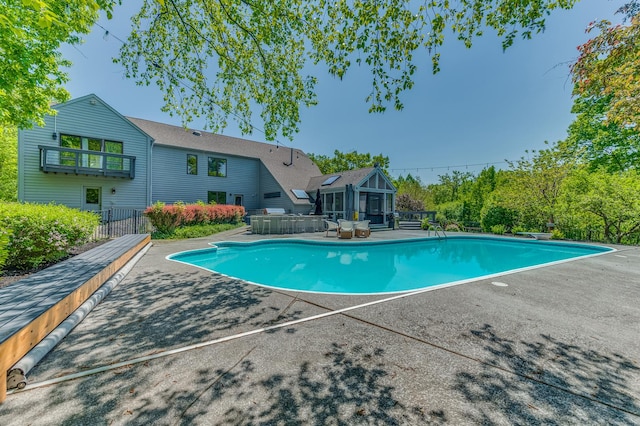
left=393, top=142, right=640, bottom=244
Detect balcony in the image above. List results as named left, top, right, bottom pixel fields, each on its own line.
left=39, top=145, right=136, bottom=179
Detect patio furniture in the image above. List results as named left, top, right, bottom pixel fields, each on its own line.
left=355, top=220, right=371, bottom=238
left=261, top=218, right=272, bottom=234
left=338, top=220, right=354, bottom=239
left=279, top=217, right=292, bottom=234
left=324, top=220, right=339, bottom=237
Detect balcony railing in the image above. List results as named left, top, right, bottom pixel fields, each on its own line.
left=39, top=145, right=136, bottom=179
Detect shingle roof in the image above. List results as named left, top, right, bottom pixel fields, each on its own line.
left=306, top=167, right=376, bottom=192
left=126, top=117, right=321, bottom=205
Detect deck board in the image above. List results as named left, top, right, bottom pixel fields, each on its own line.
left=0, top=234, right=150, bottom=402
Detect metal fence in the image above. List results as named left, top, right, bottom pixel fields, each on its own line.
left=561, top=228, right=640, bottom=246
left=396, top=211, right=436, bottom=222
left=92, top=208, right=151, bottom=239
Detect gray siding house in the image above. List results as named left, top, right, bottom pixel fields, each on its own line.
left=306, top=167, right=396, bottom=226
left=18, top=95, right=153, bottom=212
left=18, top=94, right=332, bottom=215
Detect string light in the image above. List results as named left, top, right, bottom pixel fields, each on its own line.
left=390, top=160, right=506, bottom=175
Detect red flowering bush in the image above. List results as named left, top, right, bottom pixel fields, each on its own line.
left=144, top=202, right=245, bottom=235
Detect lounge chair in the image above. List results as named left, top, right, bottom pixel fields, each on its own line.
left=355, top=220, right=371, bottom=238
left=338, top=220, right=354, bottom=239
left=324, top=220, right=339, bottom=237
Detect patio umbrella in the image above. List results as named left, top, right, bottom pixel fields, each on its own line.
left=314, top=188, right=322, bottom=215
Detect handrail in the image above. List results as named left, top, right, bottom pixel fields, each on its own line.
left=38, top=145, right=136, bottom=179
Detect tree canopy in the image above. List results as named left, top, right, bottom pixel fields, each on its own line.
left=308, top=149, right=390, bottom=175
left=116, top=0, right=578, bottom=140
left=0, top=0, right=116, bottom=127
left=571, top=2, right=640, bottom=130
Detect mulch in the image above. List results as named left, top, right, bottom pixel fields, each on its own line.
left=0, top=240, right=109, bottom=289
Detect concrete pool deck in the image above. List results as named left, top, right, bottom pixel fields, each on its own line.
left=1, top=228, right=639, bottom=424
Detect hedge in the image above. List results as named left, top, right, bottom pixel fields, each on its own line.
left=144, top=202, right=245, bottom=234
left=0, top=202, right=99, bottom=271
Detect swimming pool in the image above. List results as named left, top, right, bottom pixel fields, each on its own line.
left=168, top=237, right=613, bottom=295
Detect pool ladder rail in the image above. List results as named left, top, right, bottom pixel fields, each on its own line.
left=428, top=221, right=447, bottom=239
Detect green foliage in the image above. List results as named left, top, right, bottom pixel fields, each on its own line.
left=394, top=174, right=433, bottom=209
left=116, top=0, right=578, bottom=140
left=571, top=9, right=640, bottom=129
left=308, top=150, right=390, bottom=175
left=481, top=205, right=517, bottom=232
left=560, top=168, right=640, bottom=244
left=154, top=223, right=243, bottom=240
left=0, top=202, right=99, bottom=271
left=550, top=229, right=565, bottom=240
left=436, top=201, right=464, bottom=226
left=421, top=218, right=434, bottom=230
left=492, top=143, right=575, bottom=229
left=0, top=127, right=17, bottom=201
left=429, top=171, right=474, bottom=205
left=490, top=224, right=506, bottom=235
left=0, top=226, right=11, bottom=270
left=0, top=0, right=116, bottom=127
left=564, top=95, right=640, bottom=172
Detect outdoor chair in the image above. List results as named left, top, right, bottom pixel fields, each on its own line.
left=355, top=220, right=371, bottom=238
left=324, top=220, right=339, bottom=237
left=338, top=220, right=354, bottom=239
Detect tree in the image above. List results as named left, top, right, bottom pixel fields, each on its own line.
left=564, top=95, right=640, bottom=172
left=0, top=0, right=116, bottom=127
left=308, top=150, right=389, bottom=175
left=562, top=168, right=640, bottom=243
left=429, top=171, right=474, bottom=205
left=0, top=127, right=17, bottom=201
left=394, top=173, right=433, bottom=208
left=491, top=143, right=575, bottom=230
left=571, top=3, right=640, bottom=130
left=118, top=0, right=579, bottom=140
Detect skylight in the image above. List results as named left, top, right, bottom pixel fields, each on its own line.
left=291, top=189, right=310, bottom=199
left=321, top=175, right=341, bottom=186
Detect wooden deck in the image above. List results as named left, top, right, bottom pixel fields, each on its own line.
left=0, top=234, right=150, bottom=403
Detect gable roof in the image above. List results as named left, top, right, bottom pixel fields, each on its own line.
left=307, top=167, right=377, bottom=191
left=127, top=117, right=321, bottom=205
left=53, top=94, right=152, bottom=140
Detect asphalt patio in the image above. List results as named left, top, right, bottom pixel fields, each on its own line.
left=1, top=228, right=639, bottom=425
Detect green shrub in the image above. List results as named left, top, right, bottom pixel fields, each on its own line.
left=436, top=201, right=464, bottom=225
left=421, top=218, right=433, bottom=230
left=490, top=224, right=506, bottom=235
left=550, top=229, right=565, bottom=240
left=511, top=225, right=527, bottom=235
left=445, top=223, right=461, bottom=232
left=481, top=206, right=517, bottom=232
left=0, top=226, right=11, bottom=270
left=0, top=202, right=99, bottom=271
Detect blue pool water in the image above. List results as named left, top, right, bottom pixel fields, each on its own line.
left=168, top=237, right=613, bottom=295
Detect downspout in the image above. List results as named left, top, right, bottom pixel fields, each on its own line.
left=147, top=138, right=154, bottom=206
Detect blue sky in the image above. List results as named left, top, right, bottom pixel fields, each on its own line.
left=59, top=0, right=625, bottom=184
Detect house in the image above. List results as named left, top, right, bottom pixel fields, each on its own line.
left=306, top=167, right=396, bottom=225
left=18, top=94, right=396, bottom=226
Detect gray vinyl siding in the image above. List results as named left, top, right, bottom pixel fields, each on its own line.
left=18, top=96, right=150, bottom=210
left=259, top=163, right=298, bottom=213
left=151, top=145, right=261, bottom=208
